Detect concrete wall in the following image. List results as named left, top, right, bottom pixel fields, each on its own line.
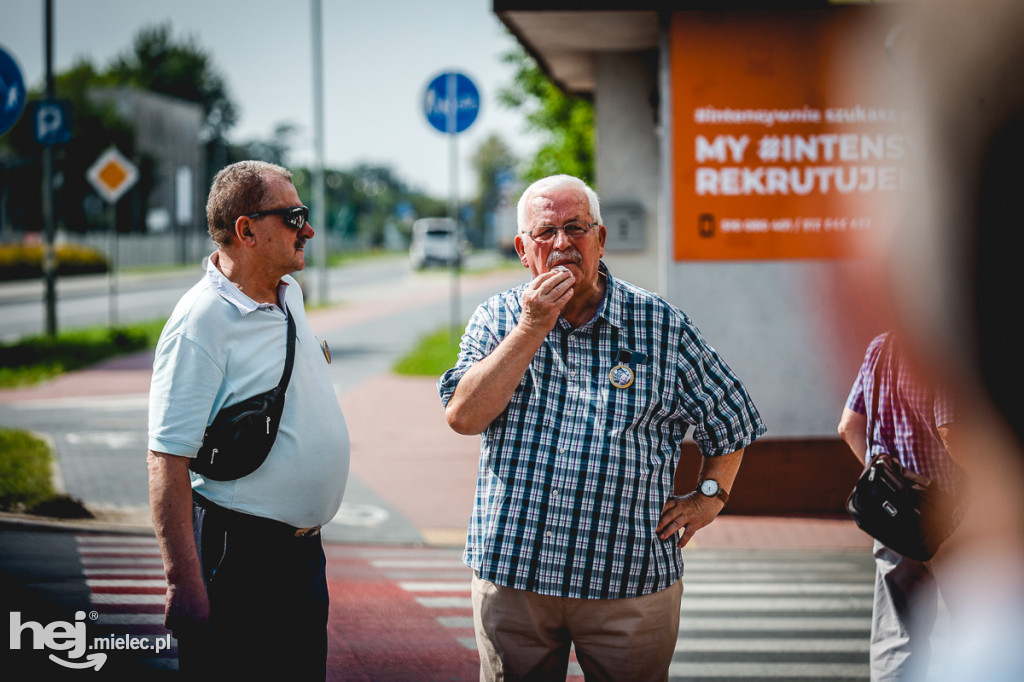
left=594, top=51, right=663, bottom=294
left=664, top=261, right=868, bottom=439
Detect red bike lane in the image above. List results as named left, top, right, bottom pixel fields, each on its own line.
left=325, top=544, right=479, bottom=681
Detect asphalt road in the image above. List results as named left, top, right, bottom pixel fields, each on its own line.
left=0, top=253, right=420, bottom=342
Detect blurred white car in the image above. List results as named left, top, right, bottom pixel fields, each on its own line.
left=409, top=217, right=466, bottom=268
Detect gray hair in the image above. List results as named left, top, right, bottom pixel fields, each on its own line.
left=206, top=160, right=293, bottom=247
left=516, top=175, right=602, bottom=233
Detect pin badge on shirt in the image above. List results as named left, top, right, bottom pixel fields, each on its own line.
left=609, top=364, right=635, bottom=389
left=319, top=338, right=332, bottom=364
left=610, top=347, right=646, bottom=389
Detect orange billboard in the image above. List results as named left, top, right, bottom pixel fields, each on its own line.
left=672, top=9, right=909, bottom=261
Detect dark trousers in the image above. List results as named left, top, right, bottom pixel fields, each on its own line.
left=177, top=495, right=329, bottom=680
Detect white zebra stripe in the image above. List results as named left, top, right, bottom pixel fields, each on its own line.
left=678, top=616, right=871, bottom=632
left=86, top=579, right=167, bottom=589
left=416, top=597, right=473, bottom=609
left=89, top=593, right=165, bottom=605
left=398, top=581, right=470, bottom=592
left=667, top=662, right=869, bottom=678
left=676, top=637, right=869, bottom=653
left=680, top=596, right=871, bottom=612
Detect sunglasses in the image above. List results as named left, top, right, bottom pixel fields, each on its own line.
left=244, top=205, right=309, bottom=230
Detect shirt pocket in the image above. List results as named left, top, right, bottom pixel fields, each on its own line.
left=599, top=363, right=657, bottom=428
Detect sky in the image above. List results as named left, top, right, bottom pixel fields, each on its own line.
left=0, top=0, right=539, bottom=199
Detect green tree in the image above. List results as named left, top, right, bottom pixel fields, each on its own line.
left=290, top=163, right=445, bottom=252
left=107, top=23, right=237, bottom=144
left=498, top=46, right=594, bottom=186
left=106, top=22, right=241, bottom=187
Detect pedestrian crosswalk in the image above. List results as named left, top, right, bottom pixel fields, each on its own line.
left=72, top=535, right=875, bottom=680
left=75, top=533, right=176, bottom=672
left=676, top=549, right=873, bottom=681
left=365, top=546, right=875, bottom=682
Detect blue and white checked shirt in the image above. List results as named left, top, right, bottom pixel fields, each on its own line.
left=846, top=332, right=961, bottom=493
left=438, top=263, right=766, bottom=599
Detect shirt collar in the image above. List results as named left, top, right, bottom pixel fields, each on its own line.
left=204, top=251, right=289, bottom=317
left=593, top=260, right=623, bottom=329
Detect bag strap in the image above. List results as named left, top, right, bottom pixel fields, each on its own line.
left=867, top=333, right=894, bottom=453
left=277, top=306, right=297, bottom=392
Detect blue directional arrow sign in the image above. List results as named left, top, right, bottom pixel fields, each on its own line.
left=0, top=45, right=27, bottom=136
left=423, top=72, right=479, bottom=134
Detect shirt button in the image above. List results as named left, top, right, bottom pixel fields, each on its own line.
left=551, top=489, right=559, bottom=497
left=545, top=531, right=552, bottom=538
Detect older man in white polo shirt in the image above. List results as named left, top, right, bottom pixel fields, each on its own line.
left=147, top=160, right=349, bottom=681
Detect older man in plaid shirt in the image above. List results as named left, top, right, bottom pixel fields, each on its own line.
left=839, top=331, right=963, bottom=681
left=439, top=174, right=765, bottom=681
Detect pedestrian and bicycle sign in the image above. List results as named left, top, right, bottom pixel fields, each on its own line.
left=423, top=71, right=479, bottom=134
left=421, top=70, right=480, bottom=333
left=87, top=147, right=138, bottom=204
left=0, top=45, right=27, bottom=136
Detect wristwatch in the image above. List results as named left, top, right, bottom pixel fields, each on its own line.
left=699, top=478, right=729, bottom=504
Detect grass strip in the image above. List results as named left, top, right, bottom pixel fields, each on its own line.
left=0, top=318, right=167, bottom=388
left=392, top=327, right=463, bottom=377
left=0, top=429, right=56, bottom=510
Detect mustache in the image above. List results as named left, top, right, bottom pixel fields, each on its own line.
left=546, top=249, right=582, bottom=268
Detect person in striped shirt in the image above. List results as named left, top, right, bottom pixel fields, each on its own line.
left=439, top=174, right=765, bottom=681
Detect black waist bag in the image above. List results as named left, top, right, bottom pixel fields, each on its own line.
left=190, top=310, right=296, bottom=481
left=846, top=452, right=955, bottom=562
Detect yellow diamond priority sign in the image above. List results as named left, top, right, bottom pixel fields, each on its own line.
left=87, top=147, right=138, bottom=204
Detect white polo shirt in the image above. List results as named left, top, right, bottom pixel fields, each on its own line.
left=148, top=255, right=349, bottom=527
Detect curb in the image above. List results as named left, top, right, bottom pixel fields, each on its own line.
left=0, top=509, right=154, bottom=535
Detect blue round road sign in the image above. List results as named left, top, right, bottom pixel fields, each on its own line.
left=0, top=45, right=27, bottom=136
left=423, top=72, right=479, bottom=134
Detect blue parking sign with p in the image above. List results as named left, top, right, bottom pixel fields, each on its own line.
left=0, top=45, right=27, bottom=136
left=35, top=99, right=72, bottom=145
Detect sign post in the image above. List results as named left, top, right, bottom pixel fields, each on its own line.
left=87, top=147, right=139, bottom=327
left=423, top=71, right=479, bottom=335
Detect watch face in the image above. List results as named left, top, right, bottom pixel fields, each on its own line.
left=700, top=479, right=719, bottom=496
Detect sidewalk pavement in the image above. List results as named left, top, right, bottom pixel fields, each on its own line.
left=0, top=270, right=873, bottom=553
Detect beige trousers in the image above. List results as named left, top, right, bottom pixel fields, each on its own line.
left=472, top=574, right=683, bottom=681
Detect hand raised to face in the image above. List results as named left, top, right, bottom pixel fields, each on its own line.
left=519, top=268, right=575, bottom=336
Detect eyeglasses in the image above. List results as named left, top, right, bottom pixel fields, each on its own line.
left=524, top=222, right=596, bottom=242
left=244, top=205, right=309, bottom=230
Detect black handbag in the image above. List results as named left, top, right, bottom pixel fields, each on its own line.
left=189, top=310, right=296, bottom=481
left=845, top=335, right=956, bottom=561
